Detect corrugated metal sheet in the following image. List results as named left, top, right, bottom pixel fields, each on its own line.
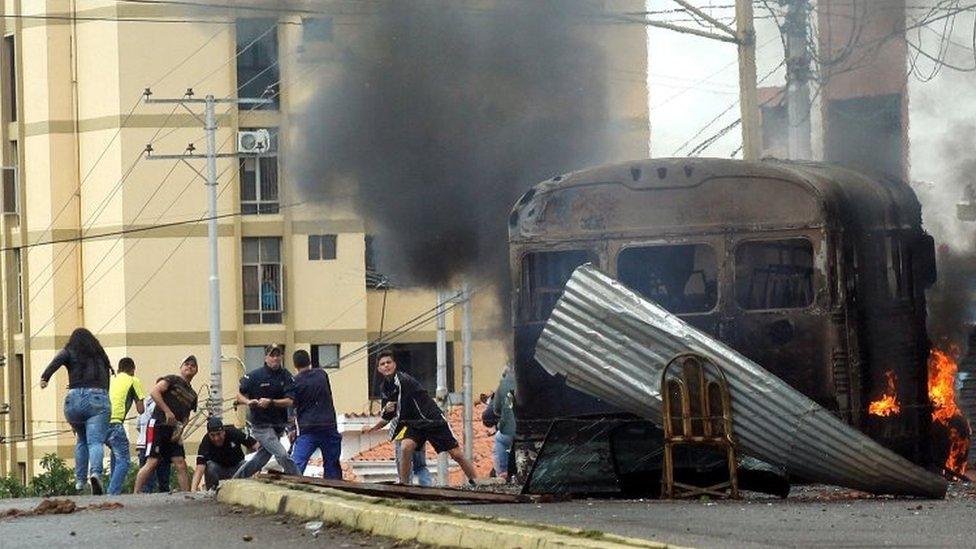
left=534, top=264, right=947, bottom=498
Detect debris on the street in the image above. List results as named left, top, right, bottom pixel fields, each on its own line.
left=534, top=264, right=948, bottom=499
left=0, top=498, right=124, bottom=520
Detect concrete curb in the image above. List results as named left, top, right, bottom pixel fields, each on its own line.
left=217, top=479, right=685, bottom=549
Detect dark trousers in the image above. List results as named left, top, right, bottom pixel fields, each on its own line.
left=138, top=446, right=172, bottom=493
left=205, top=460, right=242, bottom=489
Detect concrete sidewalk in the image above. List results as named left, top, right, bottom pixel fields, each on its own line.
left=218, top=479, right=684, bottom=549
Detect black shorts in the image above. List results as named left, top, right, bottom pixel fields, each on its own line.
left=394, top=422, right=458, bottom=453
left=145, top=419, right=186, bottom=461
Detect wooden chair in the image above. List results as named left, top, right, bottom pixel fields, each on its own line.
left=661, top=352, right=739, bottom=499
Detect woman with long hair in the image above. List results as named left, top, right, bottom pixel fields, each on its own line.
left=39, top=327, right=113, bottom=494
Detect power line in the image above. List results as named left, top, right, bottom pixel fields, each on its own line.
left=116, top=0, right=329, bottom=15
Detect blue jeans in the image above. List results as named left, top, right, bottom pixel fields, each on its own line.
left=292, top=428, right=342, bottom=479
left=493, top=432, right=514, bottom=476
left=105, top=423, right=130, bottom=495
left=394, top=440, right=432, bottom=486
left=64, top=388, right=110, bottom=487
left=138, top=447, right=171, bottom=493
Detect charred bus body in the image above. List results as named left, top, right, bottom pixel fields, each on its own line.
left=509, top=158, right=937, bottom=473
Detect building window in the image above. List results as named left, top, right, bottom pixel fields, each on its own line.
left=364, top=234, right=390, bottom=288
left=13, top=354, right=24, bottom=437
left=239, top=128, right=278, bottom=215
left=312, top=344, right=340, bottom=368
left=735, top=239, right=814, bottom=310
left=302, top=17, right=334, bottom=43
left=617, top=244, right=718, bottom=315
left=242, top=237, right=283, bottom=324
left=236, top=19, right=279, bottom=109
left=4, top=35, right=16, bottom=122
left=308, top=234, right=337, bottom=261
left=4, top=140, right=18, bottom=218
left=14, top=247, right=22, bottom=332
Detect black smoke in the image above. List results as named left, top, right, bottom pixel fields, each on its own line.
left=919, top=121, right=976, bottom=351
left=289, top=0, right=615, bottom=291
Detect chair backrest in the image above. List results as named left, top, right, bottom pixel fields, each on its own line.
left=661, top=352, right=734, bottom=441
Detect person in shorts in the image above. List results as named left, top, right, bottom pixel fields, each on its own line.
left=133, top=355, right=199, bottom=492
left=375, top=350, right=476, bottom=485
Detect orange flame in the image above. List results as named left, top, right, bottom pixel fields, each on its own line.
left=868, top=370, right=901, bottom=417
left=929, top=348, right=960, bottom=424
left=928, top=347, right=969, bottom=475
left=946, top=426, right=969, bottom=475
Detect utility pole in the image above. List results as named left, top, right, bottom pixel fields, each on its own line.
left=735, top=0, right=762, bottom=160
left=143, top=89, right=272, bottom=417
left=435, top=289, right=449, bottom=485
left=783, top=0, right=813, bottom=159
left=654, top=1, right=761, bottom=159
left=460, top=282, right=473, bottom=462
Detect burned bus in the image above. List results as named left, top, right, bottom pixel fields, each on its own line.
left=509, top=157, right=938, bottom=477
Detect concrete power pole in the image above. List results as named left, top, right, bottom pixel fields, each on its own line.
left=783, top=0, right=813, bottom=159
left=460, top=282, right=473, bottom=462
left=143, top=89, right=272, bottom=417
left=435, top=290, right=449, bottom=485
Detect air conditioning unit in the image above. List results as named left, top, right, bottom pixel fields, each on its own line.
left=237, top=129, right=272, bottom=154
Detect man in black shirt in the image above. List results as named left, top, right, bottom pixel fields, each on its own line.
left=192, top=417, right=258, bottom=490
left=281, top=350, right=342, bottom=478
left=232, top=344, right=300, bottom=478
left=375, top=350, right=477, bottom=485
left=133, top=355, right=199, bottom=493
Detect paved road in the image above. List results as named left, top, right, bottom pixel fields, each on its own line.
left=0, top=492, right=426, bottom=549
left=459, top=486, right=976, bottom=548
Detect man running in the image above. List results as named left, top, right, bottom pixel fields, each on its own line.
left=106, top=357, right=145, bottom=495
left=133, top=355, right=198, bottom=493
left=375, top=350, right=477, bottom=485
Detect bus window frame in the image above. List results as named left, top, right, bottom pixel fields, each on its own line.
left=732, top=235, right=819, bottom=313
left=614, top=240, right=721, bottom=316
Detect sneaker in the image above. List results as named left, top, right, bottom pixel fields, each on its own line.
left=90, top=475, right=104, bottom=496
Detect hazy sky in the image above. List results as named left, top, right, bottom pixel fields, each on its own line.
left=645, top=1, right=786, bottom=158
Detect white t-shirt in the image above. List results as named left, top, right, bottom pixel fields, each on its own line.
left=136, top=397, right=156, bottom=448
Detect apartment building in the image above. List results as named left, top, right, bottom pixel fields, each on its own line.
left=0, top=1, right=649, bottom=478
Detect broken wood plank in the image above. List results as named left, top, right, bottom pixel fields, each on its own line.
left=254, top=473, right=536, bottom=504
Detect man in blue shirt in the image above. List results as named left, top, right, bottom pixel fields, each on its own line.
left=281, top=350, right=342, bottom=478
left=232, top=343, right=300, bottom=478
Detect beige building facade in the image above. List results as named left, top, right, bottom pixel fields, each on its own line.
left=0, top=1, right=648, bottom=479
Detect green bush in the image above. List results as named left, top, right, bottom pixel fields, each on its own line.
left=0, top=454, right=78, bottom=499
left=28, top=453, right=78, bottom=497
left=0, top=474, right=28, bottom=499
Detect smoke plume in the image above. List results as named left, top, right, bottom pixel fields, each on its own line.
left=908, top=14, right=976, bottom=349
left=290, top=0, right=615, bottom=293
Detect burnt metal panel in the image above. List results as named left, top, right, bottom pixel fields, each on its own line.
left=534, top=264, right=946, bottom=498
